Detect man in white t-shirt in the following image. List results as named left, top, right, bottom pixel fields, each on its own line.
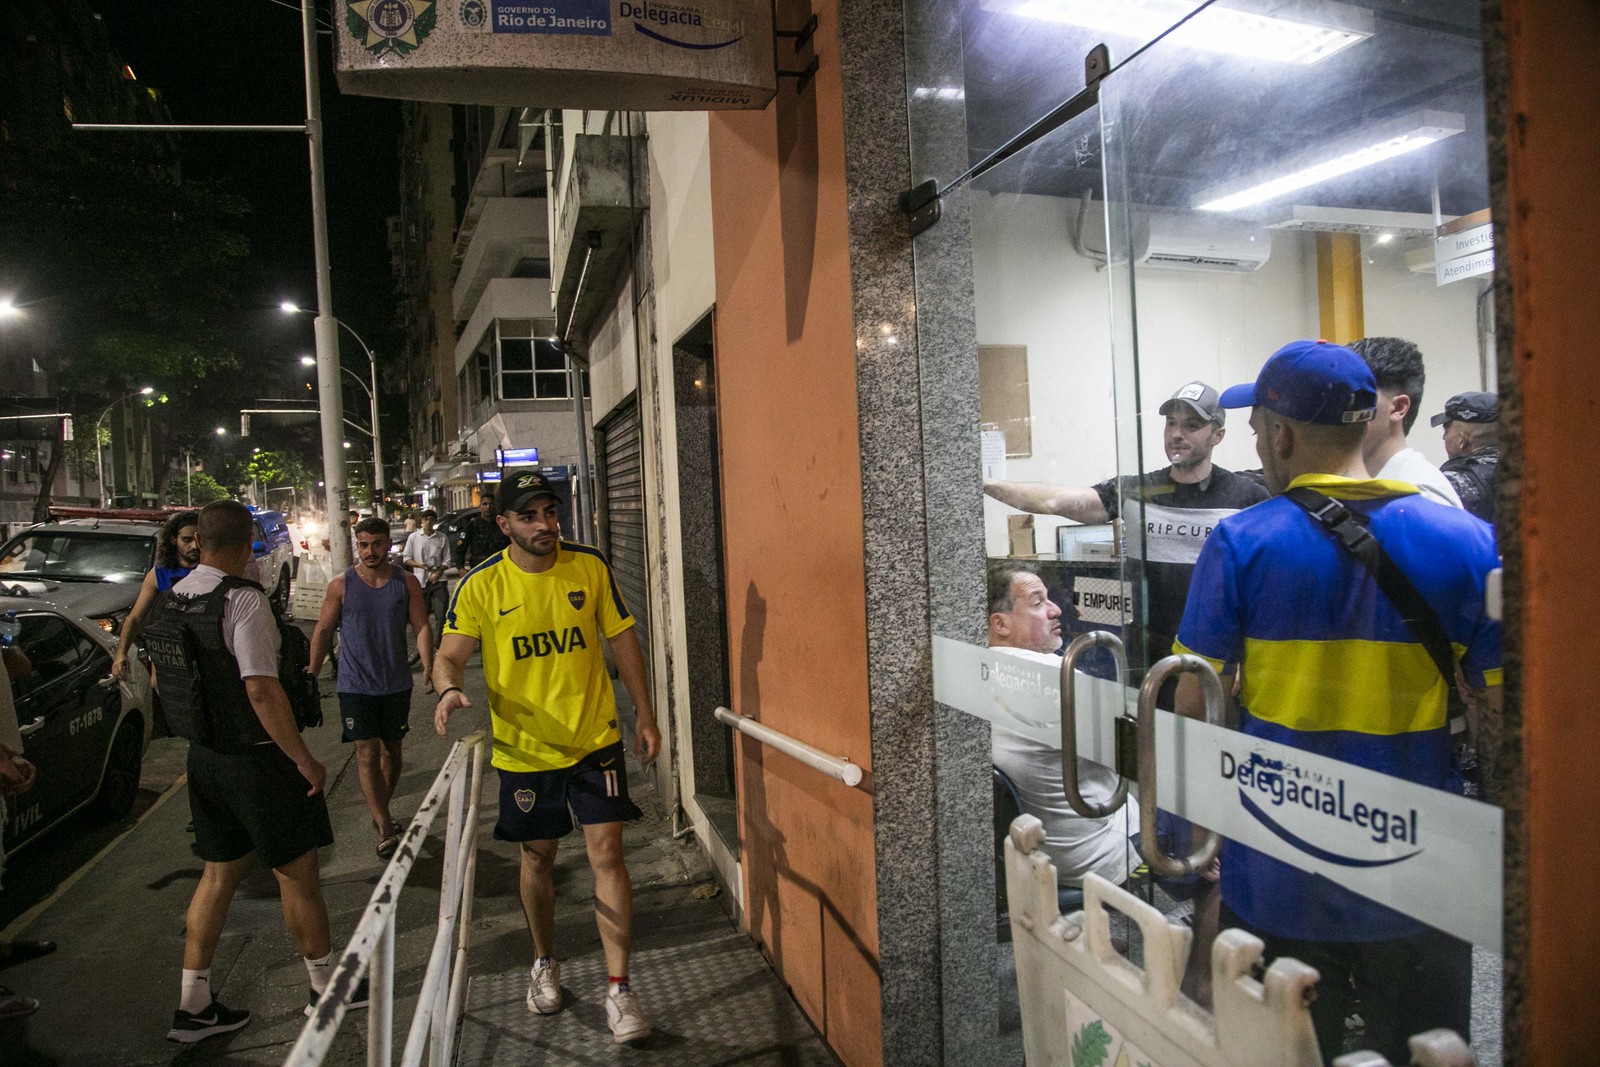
left=158, top=501, right=362, bottom=1044
left=1349, top=336, right=1463, bottom=508
left=987, top=562, right=1139, bottom=888
left=401, top=509, right=451, bottom=583
left=402, top=508, right=452, bottom=638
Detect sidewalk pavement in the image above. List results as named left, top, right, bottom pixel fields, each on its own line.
left=0, top=646, right=772, bottom=1066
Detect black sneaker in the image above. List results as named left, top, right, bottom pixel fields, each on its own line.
left=305, top=977, right=370, bottom=1018
left=167, top=999, right=250, bottom=1044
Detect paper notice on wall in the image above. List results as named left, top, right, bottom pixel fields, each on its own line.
left=981, top=431, right=1007, bottom=480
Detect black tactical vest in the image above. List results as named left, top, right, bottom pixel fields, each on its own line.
left=142, top=576, right=272, bottom=752
left=1441, top=448, right=1498, bottom=525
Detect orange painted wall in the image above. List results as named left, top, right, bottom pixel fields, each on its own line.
left=706, top=0, right=881, bottom=1062
left=1504, top=0, right=1600, bottom=1059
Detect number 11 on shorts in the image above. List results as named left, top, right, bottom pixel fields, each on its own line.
left=603, top=769, right=620, bottom=797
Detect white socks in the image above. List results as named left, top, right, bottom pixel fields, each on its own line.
left=180, top=968, right=212, bottom=1014
left=306, top=950, right=336, bottom=995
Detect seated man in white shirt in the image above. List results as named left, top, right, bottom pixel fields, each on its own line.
left=1349, top=336, right=1463, bottom=508
left=987, top=562, right=1138, bottom=890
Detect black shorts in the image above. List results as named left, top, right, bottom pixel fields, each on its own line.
left=338, top=690, right=412, bottom=743
left=188, top=742, right=334, bottom=870
left=493, top=741, right=643, bottom=842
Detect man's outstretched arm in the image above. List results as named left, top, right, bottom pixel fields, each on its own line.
left=983, top=480, right=1110, bottom=524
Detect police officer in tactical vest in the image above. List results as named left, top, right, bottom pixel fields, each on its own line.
left=143, top=500, right=364, bottom=1044
left=1432, top=391, right=1500, bottom=525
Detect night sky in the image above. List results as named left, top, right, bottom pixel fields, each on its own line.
left=92, top=0, right=403, bottom=439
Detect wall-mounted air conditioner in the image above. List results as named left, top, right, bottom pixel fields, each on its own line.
left=1072, top=199, right=1272, bottom=274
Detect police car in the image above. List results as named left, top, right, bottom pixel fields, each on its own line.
left=1, top=595, right=154, bottom=855
left=0, top=511, right=165, bottom=636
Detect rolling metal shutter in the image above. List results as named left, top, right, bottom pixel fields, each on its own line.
left=598, top=401, right=649, bottom=664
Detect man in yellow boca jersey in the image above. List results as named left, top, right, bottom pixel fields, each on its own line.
left=433, top=467, right=661, bottom=1045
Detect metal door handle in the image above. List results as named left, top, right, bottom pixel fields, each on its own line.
left=1136, top=654, right=1224, bottom=878
left=1058, top=631, right=1131, bottom=819
left=18, top=716, right=44, bottom=738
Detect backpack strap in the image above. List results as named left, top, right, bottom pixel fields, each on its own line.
left=218, top=574, right=267, bottom=596
left=1283, top=486, right=1466, bottom=715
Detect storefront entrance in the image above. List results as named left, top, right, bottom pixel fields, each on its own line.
left=906, top=3, right=1503, bottom=1061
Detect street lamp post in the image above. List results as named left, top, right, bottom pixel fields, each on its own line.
left=96, top=387, right=154, bottom=508
left=285, top=306, right=384, bottom=516
left=181, top=426, right=227, bottom=507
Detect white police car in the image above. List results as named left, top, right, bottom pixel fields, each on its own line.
left=1, top=596, right=154, bottom=855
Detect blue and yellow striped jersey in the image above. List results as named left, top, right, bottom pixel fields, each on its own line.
left=1176, top=473, right=1501, bottom=941
left=444, top=542, right=634, bottom=772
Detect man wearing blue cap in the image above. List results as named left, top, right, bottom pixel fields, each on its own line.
left=1172, top=340, right=1502, bottom=1063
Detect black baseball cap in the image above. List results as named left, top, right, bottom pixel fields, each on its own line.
left=1430, top=391, right=1499, bottom=427
left=498, top=469, right=560, bottom=513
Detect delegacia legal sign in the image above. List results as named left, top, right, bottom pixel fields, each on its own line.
left=337, top=0, right=776, bottom=110
left=929, top=637, right=1505, bottom=950
left=1223, top=750, right=1421, bottom=866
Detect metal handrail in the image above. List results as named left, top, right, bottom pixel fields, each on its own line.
left=1136, top=656, right=1224, bottom=878
left=714, top=706, right=865, bottom=788
left=1058, top=631, right=1132, bottom=819
left=284, top=731, right=489, bottom=1067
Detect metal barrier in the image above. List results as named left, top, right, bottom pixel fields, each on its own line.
left=714, top=706, right=865, bottom=787
left=1003, top=814, right=1475, bottom=1067
left=284, top=731, right=489, bottom=1067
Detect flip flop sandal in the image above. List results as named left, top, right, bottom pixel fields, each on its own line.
left=377, top=833, right=401, bottom=861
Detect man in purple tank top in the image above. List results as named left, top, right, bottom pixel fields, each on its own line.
left=307, top=517, right=434, bottom=859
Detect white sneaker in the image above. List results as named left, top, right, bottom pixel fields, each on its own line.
left=526, top=959, right=562, bottom=1014
left=606, top=988, right=652, bottom=1043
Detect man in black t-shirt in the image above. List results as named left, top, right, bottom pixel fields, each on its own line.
left=453, top=490, right=511, bottom=570
left=984, top=381, right=1269, bottom=664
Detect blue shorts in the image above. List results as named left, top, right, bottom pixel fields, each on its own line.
left=493, top=741, right=643, bottom=841
left=338, top=690, right=412, bottom=743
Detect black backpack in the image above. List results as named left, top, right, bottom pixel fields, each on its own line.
left=275, top=615, right=323, bottom=730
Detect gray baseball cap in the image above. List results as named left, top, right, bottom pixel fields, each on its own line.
left=1158, top=381, right=1225, bottom=425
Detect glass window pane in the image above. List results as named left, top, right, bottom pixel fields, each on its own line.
left=500, top=338, right=534, bottom=371
left=501, top=372, right=536, bottom=400
left=534, top=340, right=565, bottom=371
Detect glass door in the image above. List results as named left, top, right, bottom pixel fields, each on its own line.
left=1096, top=4, right=1502, bottom=1063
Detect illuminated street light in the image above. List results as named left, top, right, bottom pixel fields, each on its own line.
left=282, top=304, right=385, bottom=516
left=96, top=386, right=158, bottom=507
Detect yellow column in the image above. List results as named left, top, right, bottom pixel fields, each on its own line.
left=1316, top=232, right=1365, bottom=344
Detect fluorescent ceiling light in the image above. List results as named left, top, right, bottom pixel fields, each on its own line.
left=1193, top=109, right=1466, bottom=212
left=912, top=86, right=965, bottom=100
left=1259, top=204, right=1447, bottom=236
left=988, top=0, right=1373, bottom=65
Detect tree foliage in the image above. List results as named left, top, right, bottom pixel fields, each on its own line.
left=224, top=448, right=318, bottom=499
left=168, top=471, right=230, bottom=506
left=0, top=138, right=253, bottom=516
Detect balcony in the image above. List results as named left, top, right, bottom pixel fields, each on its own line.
left=453, top=197, right=550, bottom=321
left=551, top=134, right=648, bottom=350
left=454, top=278, right=554, bottom=376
